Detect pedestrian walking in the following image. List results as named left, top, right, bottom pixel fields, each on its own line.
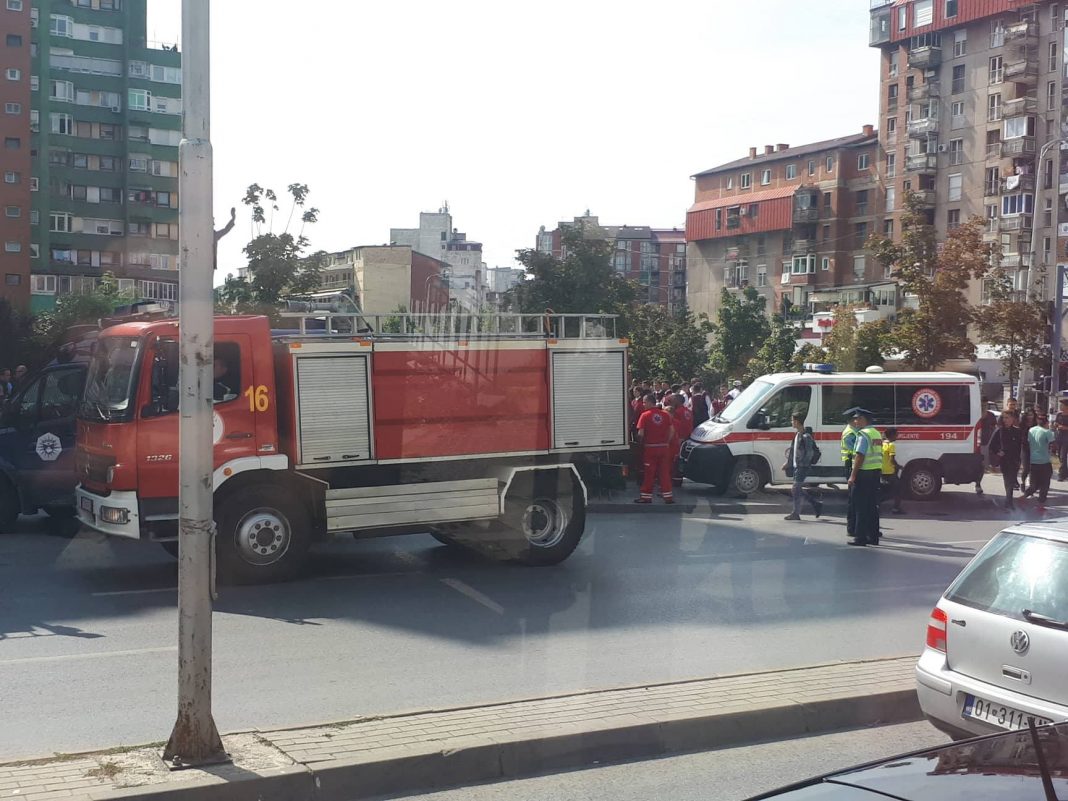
left=711, top=387, right=728, bottom=416
left=845, top=408, right=882, bottom=546
left=881, top=427, right=903, bottom=514
left=783, top=413, right=822, bottom=521
left=1023, top=412, right=1056, bottom=508
left=1019, top=408, right=1036, bottom=492
left=13, top=364, right=27, bottom=391
left=977, top=403, right=998, bottom=495
left=841, top=413, right=860, bottom=537
left=990, top=410, right=1024, bottom=510
left=689, top=382, right=711, bottom=426
left=634, top=393, right=677, bottom=505
left=1055, top=397, right=1068, bottom=481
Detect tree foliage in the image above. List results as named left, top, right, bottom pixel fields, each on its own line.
left=974, top=268, right=1048, bottom=389
left=870, top=193, right=990, bottom=369
left=744, top=317, right=799, bottom=381
left=216, top=183, right=325, bottom=317
left=706, top=287, right=770, bottom=381
left=508, top=226, right=637, bottom=316
left=627, top=303, right=713, bottom=383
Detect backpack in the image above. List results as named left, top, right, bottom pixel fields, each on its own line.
left=805, top=430, right=822, bottom=464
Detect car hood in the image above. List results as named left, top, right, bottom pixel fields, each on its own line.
left=751, top=723, right=1068, bottom=800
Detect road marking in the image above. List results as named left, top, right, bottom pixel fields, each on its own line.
left=441, top=578, right=504, bottom=615
left=0, top=645, right=177, bottom=666
left=321, top=571, right=415, bottom=581
left=836, top=582, right=949, bottom=595
left=927, top=539, right=991, bottom=546
left=91, top=587, right=176, bottom=597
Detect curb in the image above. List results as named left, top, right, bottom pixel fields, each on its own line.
left=1, top=657, right=923, bottom=801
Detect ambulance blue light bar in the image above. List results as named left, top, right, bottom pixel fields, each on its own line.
left=801, top=363, right=836, bottom=374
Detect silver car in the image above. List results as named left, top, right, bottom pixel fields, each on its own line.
left=916, top=519, right=1068, bottom=739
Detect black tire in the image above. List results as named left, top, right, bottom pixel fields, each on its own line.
left=729, top=459, right=766, bottom=496
left=160, top=541, right=180, bottom=559
left=904, top=462, right=942, bottom=501
left=215, top=484, right=311, bottom=584
left=499, top=472, right=586, bottom=566
left=43, top=505, right=77, bottom=520
left=428, top=529, right=460, bottom=547
left=0, top=478, right=18, bottom=533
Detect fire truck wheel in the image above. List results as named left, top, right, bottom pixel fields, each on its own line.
left=216, top=486, right=311, bottom=584
left=508, top=493, right=585, bottom=566
left=0, top=479, right=17, bottom=532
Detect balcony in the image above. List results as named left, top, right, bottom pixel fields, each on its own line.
left=869, top=3, right=891, bottom=46
left=1001, top=214, right=1033, bottom=232
left=907, top=117, right=940, bottom=138
left=912, top=189, right=936, bottom=206
left=906, top=153, right=938, bottom=173
left=1001, top=253, right=1024, bottom=268
left=1003, top=172, right=1035, bottom=192
left=908, top=45, right=942, bottom=70
left=1005, top=59, right=1039, bottom=84
left=907, top=82, right=940, bottom=103
left=986, top=142, right=1003, bottom=159
left=793, top=207, right=819, bottom=224
left=1002, top=96, right=1038, bottom=117
left=1002, top=136, right=1037, bottom=155
left=792, top=239, right=814, bottom=254
left=1004, top=20, right=1038, bottom=43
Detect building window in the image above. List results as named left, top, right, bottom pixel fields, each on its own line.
left=4, top=242, right=20, bottom=253
left=898, top=5, right=907, bottom=30
left=31, top=275, right=56, bottom=295
left=991, top=19, right=1005, bottom=48
left=948, top=173, right=963, bottom=201
left=740, top=173, right=751, bottom=189
left=853, top=255, right=867, bottom=280
left=1044, top=158, right=1054, bottom=190
left=760, top=168, right=771, bottom=185
left=947, top=209, right=961, bottom=230
left=725, top=176, right=733, bottom=190
left=989, top=56, right=1003, bottom=84
left=50, top=212, right=72, bottom=233
left=29, top=177, right=37, bottom=191
left=1050, top=41, right=1058, bottom=73
left=3, top=102, right=18, bottom=114
left=945, top=0, right=958, bottom=17
left=886, top=187, right=896, bottom=212
left=888, top=50, right=899, bottom=78
left=154, top=223, right=172, bottom=238
left=6, top=0, right=22, bottom=10
left=855, top=189, right=870, bottom=215
left=5, top=205, right=19, bottom=218
left=951, top=64, right=965, bottom=93
left=785, top=164, right=797, bottom=180
left=949, top=138, right=964, bottom=165
left=887, top=84, right=898, bottom=112
left=857, top=153, right=870, bottom=170
left=128, top=89, right=150, bottom=111
left=987, top=93, right=1001, bottom=122
left=1048, top=81, right=1057, bottom=111
left=821, top=257, right=830, bottom=272
left=4, top=171, right=17, bottom=183
left=950, top=100, right=965, bottom=128
left=5, top=274, right=21, bottom=285
left=1003, top=115, right=1035, bottom=139
left=3, top=137, right=19, bottom=149
left=825, top=156, right=835, bottom=173
left=886, top=117, right=897, bottom=140
left=49, top=113, right=73, bottom=135
left=756, top=267, right=767, bottom=287
left=953, top=28, right=966, bottom=56
left=29, top=74, right=36, bottom=91
left=4, top=67, right=19, bottom=80
left=854, top=222, right=868, bottom=248
left=49, top=14, right=73, bottom=36
left=884, top=219, right=894, bottom=237
left=914, top=0, right=933, bottom=25
left=821, top=224, right=830, bottom=242
left=49, top=80, right=74, bottom=102
left=886, top=153, right=896, bottom=178
left=823, top=191, right=832, bottom=214
left=1001, top=194, right=1034, bottom=216
left=807, top=159, right=816, bottom=176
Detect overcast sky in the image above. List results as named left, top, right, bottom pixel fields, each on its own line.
left=146, top=0, right=880, bottom=285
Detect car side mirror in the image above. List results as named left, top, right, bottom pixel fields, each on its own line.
left=749, top=411, right=770, bottom=430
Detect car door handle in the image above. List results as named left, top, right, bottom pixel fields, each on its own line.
left=225, top=432, right=253, bottom=440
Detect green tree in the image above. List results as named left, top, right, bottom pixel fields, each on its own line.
left=28, top=273, right=134, bottom=366
left=744, top=317, right=799, bottom=381
left=822, top=305, right=860, bottom=371
left=0, top=299, right=36, bottom=369
left=974, top=268, right=1048, bottom=390
left=855, top=320, right=890, bottom=370
left=791, top=342, right=828, bottom=370
left=706, top=287, right=770, bottom=380
left=870, top=193, right=989, bottom=369
left=627, top=303, right=713, bottom=382
left=216, top=183, right=325, bottom=317
left=509, top=226, right=637, bottom=318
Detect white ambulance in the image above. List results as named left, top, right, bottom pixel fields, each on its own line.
left=680, top=365, right=984, bottom=500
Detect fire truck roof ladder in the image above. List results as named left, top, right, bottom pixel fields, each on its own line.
left=277, top=311, right=620, bottom=340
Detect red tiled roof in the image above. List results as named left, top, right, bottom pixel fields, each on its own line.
left=687, top=185, right=798, bottom=213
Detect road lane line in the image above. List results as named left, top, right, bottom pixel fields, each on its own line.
left=91, top=587, right=177, bottom=597
left=0, top=645, right=177, bottom=666
left=320, top=571, right=415, bottom=581
left=441, top=578, right=504, bottom=615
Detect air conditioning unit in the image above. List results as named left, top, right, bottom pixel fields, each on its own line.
left=739, top=206, right=748, bottom=216
left=110, top=105, right=121, bottom=113
left=936, top=143, right=948, bottom=153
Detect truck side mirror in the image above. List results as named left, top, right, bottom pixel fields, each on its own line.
left=142, top=340, right=179, bottom=418
left=749, top=410, right=770, bottom=430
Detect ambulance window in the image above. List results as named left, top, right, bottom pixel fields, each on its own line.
left=821, top=385, right=895, bottom=425
left=213, top=342, right=241, bottom=404
left=761, top=386, right=811, bottom=429
left=895, top=384, right=971, bottom=425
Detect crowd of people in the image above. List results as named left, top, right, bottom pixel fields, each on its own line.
left=982, top=396, right=1068, bottom=511
left=0, top=365, right=28, bottom=403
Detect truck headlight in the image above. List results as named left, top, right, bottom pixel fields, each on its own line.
left=100, top=506, right=129, bottom=525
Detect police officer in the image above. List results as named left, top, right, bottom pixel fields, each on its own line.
left=841, top=410, right=860, bottom=537
left=846, top=408, right=883, bottom=546
left=635, top=392, right=677, bottom=504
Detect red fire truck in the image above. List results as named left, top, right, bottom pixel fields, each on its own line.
left=74, top=311, right=629, bottom=583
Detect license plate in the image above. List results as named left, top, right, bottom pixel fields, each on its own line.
left=79, top=496, right=93, bottom=514
left=963, top=694, right=1053, bottom=730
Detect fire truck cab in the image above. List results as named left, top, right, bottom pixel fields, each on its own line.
left=75, top=312, right=629, bottom=582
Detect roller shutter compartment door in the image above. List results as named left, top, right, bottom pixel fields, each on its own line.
left=552, top=351, right=626, bottom=449
left=297, top=355, right=372, bottom=464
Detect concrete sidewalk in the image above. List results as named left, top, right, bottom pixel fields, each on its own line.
left=0, top=656, right=921, bottom=801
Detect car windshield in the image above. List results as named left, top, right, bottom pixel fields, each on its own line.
left=716, top=380, right=773, bottom=423
left=78, top=336, right=142, bottom=423
left=945, top=531, right=1068, bottom=623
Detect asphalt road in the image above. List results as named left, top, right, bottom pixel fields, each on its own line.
left=394, top=721, right=951, bottom=801
left=0, top=474, right=1059, bottom=759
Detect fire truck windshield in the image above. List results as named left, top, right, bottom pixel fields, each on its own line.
left=78, top=336, right=143, bottom=423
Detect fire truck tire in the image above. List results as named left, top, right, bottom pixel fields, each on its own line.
left=160, top=541, right=180, bottom=559
left=0, top=479, right=17, bottom=532
left=215, top=485, right=311, bottom=584
left=508, top=494, right=585, bottom=566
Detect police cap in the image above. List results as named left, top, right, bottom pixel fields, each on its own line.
left=843, top=406, right=874, bottom=420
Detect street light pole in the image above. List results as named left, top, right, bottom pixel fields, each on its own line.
left=1053, top=265, right=1067, bottom=405
left=163, top=0, right=226, bottom=767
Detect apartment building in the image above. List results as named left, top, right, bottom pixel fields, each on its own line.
left=0, top=0, right=181, bottom=314
left=390, top=206, right=488, bottom=311
left=535, top=213, right=688, bottom=311
left=319, top=245, right=450, bottom=313
left=685, top=129, right=889, bottom=328
left=870, top=0, right=1064, bottom=303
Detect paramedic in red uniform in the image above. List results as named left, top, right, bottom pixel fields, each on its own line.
left=635, top=393, right=677, bottom=504
left=668, top=393, right=693, bottom=487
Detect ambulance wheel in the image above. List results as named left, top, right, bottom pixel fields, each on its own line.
left=215, top=485, right=311, bottom=584
left=904, top=463, right=942, bottom=501
left=729, top=460, right=766, bottom=496
left=0, top=479, right=17, bottom=533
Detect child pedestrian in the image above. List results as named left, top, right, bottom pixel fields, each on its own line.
left=881, top=427, right=903, bottom=514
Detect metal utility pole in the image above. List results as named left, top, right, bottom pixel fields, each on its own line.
left=163, top=0, right=226, bottom=767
